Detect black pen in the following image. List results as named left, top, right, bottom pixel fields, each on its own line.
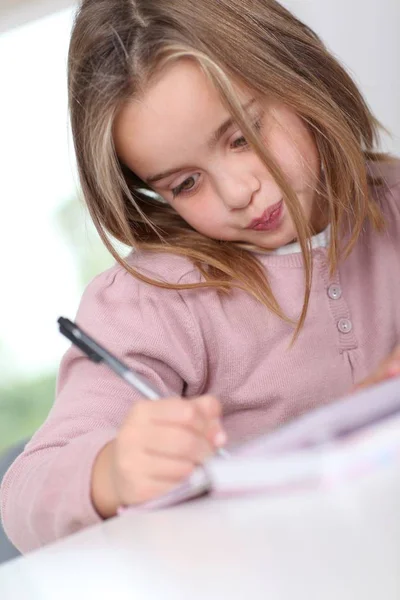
left=58, top=317, right=161, bottom=400
left=57, top=317, right=229, bottom=458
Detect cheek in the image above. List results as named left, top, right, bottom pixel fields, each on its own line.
left=171, top=195, right=224, bottom=234
left=273, top=135, right=316, bottom=178
left=171, top=195, right=239, bottom=241
left=266, top=115, right=319, bottom=181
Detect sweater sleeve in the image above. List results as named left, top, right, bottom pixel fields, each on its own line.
left=0, top=263, right=206, bottom=553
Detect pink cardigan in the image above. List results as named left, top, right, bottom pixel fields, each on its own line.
left=2, top=159, right=400, bottom=552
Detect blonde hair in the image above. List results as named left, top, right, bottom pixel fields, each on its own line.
left=68, top=0, right=391, bottom=337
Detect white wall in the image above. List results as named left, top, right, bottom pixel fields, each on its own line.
left=0, top=0, right=75, bottom=34
left=0, top=8, right=81, bottom=381
left=281, top=0, right=400, bottom=154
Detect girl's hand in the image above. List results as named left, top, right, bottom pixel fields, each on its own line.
left=353, top=346, right=400, bottom=392
left=91, top=395, right=226, bottom=517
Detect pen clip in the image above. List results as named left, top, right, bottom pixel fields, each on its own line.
left=58, top=318, right=102, bottom=363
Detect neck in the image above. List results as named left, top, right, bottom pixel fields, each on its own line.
left=310, top=195, right=330, bottom=236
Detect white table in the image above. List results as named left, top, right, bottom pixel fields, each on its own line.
left=1, top=465, right=400, bottom=600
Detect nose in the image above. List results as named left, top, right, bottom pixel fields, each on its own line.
left=216, top=168, right=261, bottom=210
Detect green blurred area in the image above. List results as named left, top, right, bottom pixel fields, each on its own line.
left=0, top=374, right=56, bottom=453
left=0, top=197, right=115, bottom=455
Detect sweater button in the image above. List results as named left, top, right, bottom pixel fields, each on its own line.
left=328, top=284, right=342, bottom=300
left=338, top=318, right=352, bottom=334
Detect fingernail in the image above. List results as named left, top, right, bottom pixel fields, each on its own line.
left=214, top=431, right=227, bottom=447
left=387, top=362, right=400, bottom=377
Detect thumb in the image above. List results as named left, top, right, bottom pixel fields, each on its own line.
left=193, top=394, right=222, bottom=421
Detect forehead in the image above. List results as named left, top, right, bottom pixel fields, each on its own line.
left=113, top=59, right=251, bottom=178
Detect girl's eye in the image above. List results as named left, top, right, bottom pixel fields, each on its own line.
left=171, top=173, right=200, bottom=198
left=231, top=119, right=262, bottom=150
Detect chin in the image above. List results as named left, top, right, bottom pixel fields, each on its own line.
left=274, top=226, right=300, bottom=248
left=256, top=230, right=298, bottom=251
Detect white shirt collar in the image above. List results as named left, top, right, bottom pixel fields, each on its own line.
left=270, top=224, right=331, bottom=256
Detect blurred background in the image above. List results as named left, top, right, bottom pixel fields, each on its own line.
left=0, top=0, right=399, bottom=453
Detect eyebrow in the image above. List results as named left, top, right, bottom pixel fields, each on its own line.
left=146, top=98, right=256, bottom=184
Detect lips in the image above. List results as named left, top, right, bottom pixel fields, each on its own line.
left=248, top=200, right=283, bottom=230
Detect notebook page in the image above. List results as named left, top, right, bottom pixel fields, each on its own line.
left=207, top=414, right=400, bottom=496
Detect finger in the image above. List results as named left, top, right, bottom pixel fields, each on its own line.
left=143, top=424, right=213, bottom=463
left=141, top=453, right=195, bottom=483
left=373, top=349, right=400, bottom=380
left=132, top=398, right=208, bottom=435
left=206, top=418, right=228, bottom=448
left=378, top=346, right=400, bottom=373
left=193, top=395, right=222, bottom=421
left=121, top=476, right=187, bottom=506
left=384, top=356, right=400, bottom=378
left=194, top=396, right=226, bottom=447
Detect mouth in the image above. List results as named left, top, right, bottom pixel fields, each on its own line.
left=247, top=200, right=284, bottom=231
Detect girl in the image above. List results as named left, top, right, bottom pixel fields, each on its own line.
left=2, top=0, right=400, bottom=553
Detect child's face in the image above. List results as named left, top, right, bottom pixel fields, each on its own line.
left=114, top=60, right=324, bottom=249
